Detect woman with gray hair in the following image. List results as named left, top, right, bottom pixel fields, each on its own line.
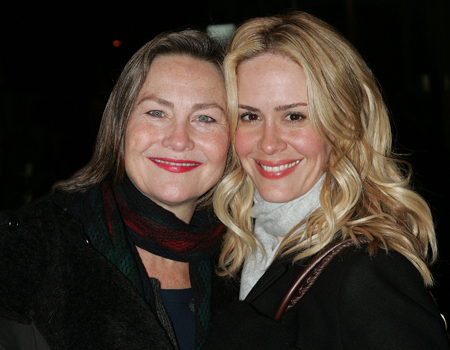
left=0, top=30, right=233, bottom=350
left=204, top=11, right=449, bottom=350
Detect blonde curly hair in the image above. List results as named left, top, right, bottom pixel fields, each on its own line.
left=213, top=11, right=437, bottom=285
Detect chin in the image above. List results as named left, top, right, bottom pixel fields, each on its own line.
left=257, top=190, right=293, bottom=204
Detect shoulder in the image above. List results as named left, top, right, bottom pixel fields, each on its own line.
left=329, top=248, right=428, bottom=301
left=0, top=193, right=86, bottom=325
left=0, top=191, right=83, bottom=243
left=294, top=246, right=430, bottom=309
left=292, top=247, right=449, bottom=349
left=315, top=247, right=436, bottom=314
left=314, top=247, right=448, bottom=349
left=330, top=247, right=420, bottom=280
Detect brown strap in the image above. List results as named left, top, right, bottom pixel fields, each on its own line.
left=273, top=236, right=370, bottom=321
left=429, top=291, right=449, bottom=340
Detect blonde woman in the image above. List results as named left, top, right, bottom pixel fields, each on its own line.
left=204, top=11, right=449, bottom=350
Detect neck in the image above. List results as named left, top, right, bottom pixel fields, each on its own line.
left=117, top=176, right=224, bottom=263
left=128, top=178, right=197, bottom=224
left=136, top=247, right=191, bottom=289
left=252, top=173, right=326, bottom=238
left=159, top=202, right=195, bottom=224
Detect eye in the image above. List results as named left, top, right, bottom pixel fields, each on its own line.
left=239, top=112, right=260, bottom=123
left=147, top=110, right=164, bottom=117
left=285, top=112, right=306, bottom=123
left=197, top=115, right=215, bottom=123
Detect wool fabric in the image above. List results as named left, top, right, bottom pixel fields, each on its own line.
left=240, top=174, right=325, bottom=299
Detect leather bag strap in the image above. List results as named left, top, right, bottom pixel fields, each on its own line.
left=273, top=236, right=370, bottom=321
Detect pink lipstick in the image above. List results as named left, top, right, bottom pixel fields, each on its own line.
left=255, top=159, right=301, bottom=179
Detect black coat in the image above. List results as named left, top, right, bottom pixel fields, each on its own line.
left=205, top=245, right=450, bottom=350
left=0, top=195, right=236, bottom=349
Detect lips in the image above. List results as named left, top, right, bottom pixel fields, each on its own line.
left=149, top=158, right=202, bottom=173
left=255, top=159, right=301, bottom=179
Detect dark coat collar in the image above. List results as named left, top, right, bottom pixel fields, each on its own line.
left=244, top=254, right=304, bottom=305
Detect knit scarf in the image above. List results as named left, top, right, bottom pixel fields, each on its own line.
left=240, top=174, right=325, bottom=300
left=114, top=176, right=224, bottom=263
left=65, top=178, right=224, bottom=349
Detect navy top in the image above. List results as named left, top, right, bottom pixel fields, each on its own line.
left=127, top=234, right=196, bottom=350
left=161, top=288, right=195, bottom=350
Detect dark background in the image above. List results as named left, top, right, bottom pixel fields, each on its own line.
left=1, top=0, right=449, bottom=318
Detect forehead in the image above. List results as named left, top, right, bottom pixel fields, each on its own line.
left=237, top=52, right=303, bottom=77
left=236, top=53, right=307, bottom=102
left=145, top=54, right=223, bottom=87
left=130, top=54, right=227, bottom=119
left=134, top=54, right=226, bottom=107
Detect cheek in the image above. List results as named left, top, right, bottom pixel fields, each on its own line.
left=214, top=140, right=229, bottom=166
left=124, top=125, right=135, bottom=158
left=124, top=129, right=140, bottom=175
left=201, top=130, right=229, bottom=166
left=290, top=130, right=328, bottom=160
left=220, top=139, right=230, bottom=165
left=125, top=121, right=157, bottom=156
left=124, top=133, right=141, bottom=162
left=309, top=142, right=331, bottom=167
left=234, top=129, right=252, bottom=159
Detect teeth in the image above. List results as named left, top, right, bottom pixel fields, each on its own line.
left=153, top=159, right=198, bottom=167
left=259, top=160, right=300, bottom=172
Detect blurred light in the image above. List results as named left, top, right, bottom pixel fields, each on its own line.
left=112, top=40, right=122, bottom=47
left=421, top=74, right=430, bottom=93
left=206, top=24, right=236, bottom=43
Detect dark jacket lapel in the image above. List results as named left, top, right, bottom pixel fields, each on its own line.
left=245, top=255, right=306, bottom=318
left=244, top=262, right=288, bottom=303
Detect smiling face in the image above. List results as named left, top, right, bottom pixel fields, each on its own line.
left=235, top=53, right=331, bottom=203
left=125, top=54, right=229, bottom=222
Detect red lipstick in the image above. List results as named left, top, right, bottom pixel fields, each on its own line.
left=149, top=158, right=202, bottom=173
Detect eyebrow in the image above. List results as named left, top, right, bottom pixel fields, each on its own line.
left=239, top=102, right=307, bottom=113
left=274, top=102, right=307, bottom=112
left=137, top=96, right=174, bottom=108
left=238, top=104, right=260, bottom=112
left=137, top=96, right=225, bottom=114
left=192, top=102, right=226, bottom=114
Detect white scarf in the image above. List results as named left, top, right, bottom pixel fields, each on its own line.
left=239, top=174, right=325, bottom=300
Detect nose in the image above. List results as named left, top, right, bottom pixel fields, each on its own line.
left=257, top=123, right=287, bottom=155
left=161, top=120, right=195, bottom=151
